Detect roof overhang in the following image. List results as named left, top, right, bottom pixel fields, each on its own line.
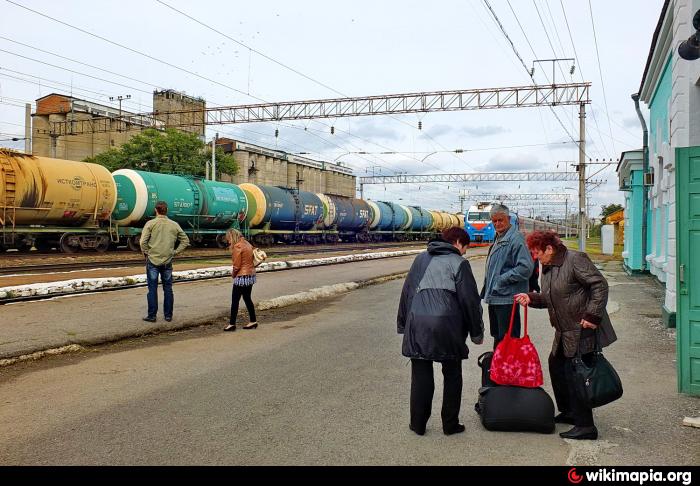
left=640, top=0, right=673, bottom=103
left=617, top=149, right=644, bottom=191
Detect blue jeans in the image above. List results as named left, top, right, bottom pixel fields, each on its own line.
left=146, top=260, right=173, bottom=318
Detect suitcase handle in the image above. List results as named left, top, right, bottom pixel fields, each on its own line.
left=477, top=352, right=492, bottom=369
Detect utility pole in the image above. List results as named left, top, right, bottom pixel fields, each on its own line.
left=578, top=103, right=587, bottom=252
left=24, top=103, right=31, bottom=154
left=565, top=198, right=569, bottom=239
left=109, top=94, right=131, bottom=132
left=211, top=132, right=218, bottom=181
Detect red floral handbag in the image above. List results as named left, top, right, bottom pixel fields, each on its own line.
left=489, top=301, right=544, bottom=388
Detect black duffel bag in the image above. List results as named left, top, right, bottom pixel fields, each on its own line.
left=477, top=351, right=498, bottom=387
left=572, top=334, right=623, bottom=408
left=477, top=386, right=555, bottom=434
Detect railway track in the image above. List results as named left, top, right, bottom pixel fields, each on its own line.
left=0, top=242, right=423, bottom=276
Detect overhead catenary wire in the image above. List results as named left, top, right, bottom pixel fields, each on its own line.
left=558, top=0, right=612, bottom=158
left=154, top=0, right=470, bottom=171
left=5, top=2, right=428, bottom=177
left=482, top=0, right=590, bottom=160
left=587, top=0, right=617, bottom=156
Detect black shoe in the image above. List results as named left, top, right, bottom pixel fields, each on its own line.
left=444, top=424, right=466, bottom=435
left=243, top=322, right=258, bottom=329
left=142, top=316, right=156, bottom=322
left=554, top=413, right=576, bottom=425
left=559, top=426, right=598, bottom=440
left=409, top=423, right=425, bottom=436
left=164, top=316, right=172, bottom=322
left=223, top=324, right=236, bottom=332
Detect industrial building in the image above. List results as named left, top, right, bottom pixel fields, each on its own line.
left=215, top=138, right=356, bottom=198
left=31, top=89, right=204, bottom=161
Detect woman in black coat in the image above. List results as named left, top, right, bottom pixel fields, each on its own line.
left=397, top=227, right=484, bottom=436
left=515, top=231, right=617, bottom=440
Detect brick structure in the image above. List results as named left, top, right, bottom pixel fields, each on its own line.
left=217, top=138, right=356, bottom=198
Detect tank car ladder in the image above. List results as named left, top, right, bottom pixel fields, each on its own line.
left=291, top=189, right=302, bottom=241
left=184, top=177, right=202, bottom=243
left=0, top=157, right=17, bottom=245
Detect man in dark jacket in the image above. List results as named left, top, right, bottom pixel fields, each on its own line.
left=397, top=227, right=484, bottom=436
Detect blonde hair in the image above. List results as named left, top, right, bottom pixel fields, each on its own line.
left=226, top=229, right=243, bottom=250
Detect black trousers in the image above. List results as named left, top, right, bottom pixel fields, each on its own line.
left=489, top=304, right=521, bottom=349
left=230, top=284, right=256, bottom=325
left=549, top=346, right=595, bottom=427
left=410, top=359, right=462, bottom=433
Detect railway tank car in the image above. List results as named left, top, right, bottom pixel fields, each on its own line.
left=0, top=151, right=468, bottom=253
left=239, top=183, right=325, bottom=245
left=112, top=169, right=248, bottom=250
left=0, top=150, right=117, bottom=252
left=318, top=194, right=372, bottom=242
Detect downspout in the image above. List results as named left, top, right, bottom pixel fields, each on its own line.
left=631, top=93, right=649, bottom=271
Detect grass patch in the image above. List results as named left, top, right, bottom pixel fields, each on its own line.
left=563, top=237, right=622, bottom=262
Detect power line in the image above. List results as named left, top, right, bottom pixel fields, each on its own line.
left=0, top=70, right=144, bottom=111
left=156, top=0, right=468, bottom=172
left=544, top=0, right=568, bottom=59
left=0, top=36, right=165, bottom=93
left=558, top=0, right=611, bottom=157
left=5, top=0, right=263, bottom=102
left=155, top=0, right=343, bottom=99
left=587, top=0, right=617, bottom=156
left=482, top=0, right=589, bottom=159
left=0, top=48, right=154, bottom=96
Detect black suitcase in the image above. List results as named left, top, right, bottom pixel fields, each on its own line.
left=477, top=386, right=556, bottom=434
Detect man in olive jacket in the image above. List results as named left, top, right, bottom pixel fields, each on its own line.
left=140, top=201, right=190, bottom=323
left=397, top=227, right=484, bottom=436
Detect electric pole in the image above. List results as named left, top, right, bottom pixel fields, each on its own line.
left=578, top=103, right=587, bottom=252
left=211, top=132, right=218, bottom=181
left=109, top=94, right=131, bottom=132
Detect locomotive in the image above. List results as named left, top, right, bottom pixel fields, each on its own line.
left=465, top=202, right=578, bottom=245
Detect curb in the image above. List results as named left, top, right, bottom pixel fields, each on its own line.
left=0, top=271, right=409, bottom=367
left=0, top=250, right=422, bottom=305
left=0, top=252, right=486, bottom=365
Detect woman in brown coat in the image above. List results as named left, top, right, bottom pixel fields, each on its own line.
left=515, top=231, right=617, bottom=440
left=223, top=229, right=257, bottom=332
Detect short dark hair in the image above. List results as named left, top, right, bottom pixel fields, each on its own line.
left=442, top=226, right=470, bottom=246
left=525, top=230, right=561, bottom=252
left=155, top=201, right=168, bottom=215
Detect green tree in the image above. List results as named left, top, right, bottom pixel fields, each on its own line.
left=84, top=128, right=237, bottom=178
left=600, top=203, right=623, bottom=219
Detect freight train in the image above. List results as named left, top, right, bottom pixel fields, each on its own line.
left=0, top=151, right=465, bottom=252
left=465, top=202, right=577, bottom=244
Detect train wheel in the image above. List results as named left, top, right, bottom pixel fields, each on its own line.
left=95, top=238, right=110, bottom=253
left=127, top=236, right=141, bottom=252
left=17, top=242, right=33, bottom=253
left=215, top=234, right=228, bottom=249
left=59, top=234, right=77, bottom=254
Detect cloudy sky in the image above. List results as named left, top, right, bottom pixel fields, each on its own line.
left=0, top=0, right=662, bottom=217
